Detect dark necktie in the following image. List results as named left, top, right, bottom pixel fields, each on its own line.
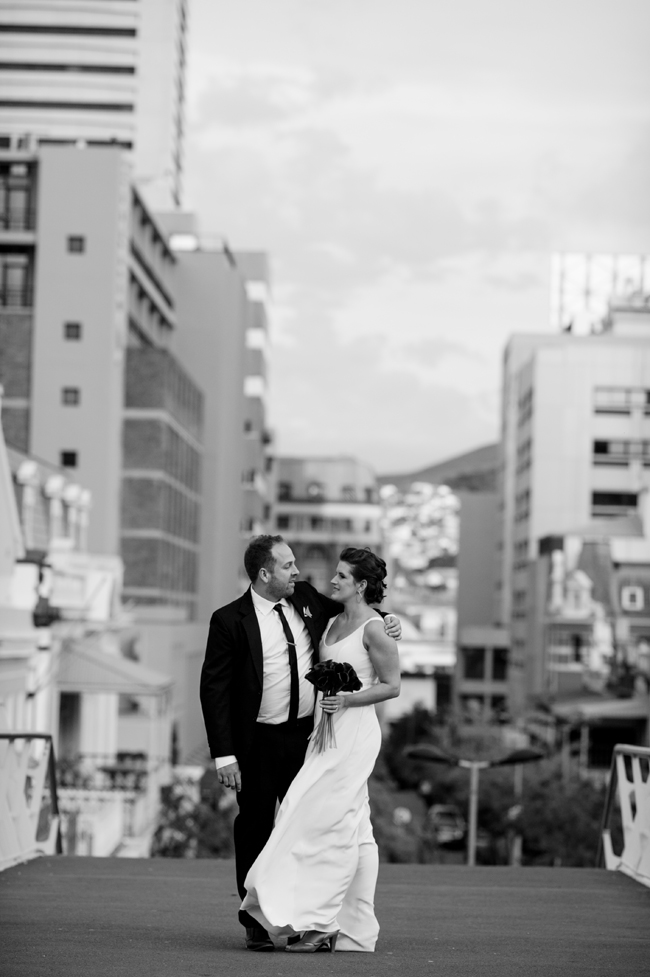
left=273, top=603, right=299, bottom=724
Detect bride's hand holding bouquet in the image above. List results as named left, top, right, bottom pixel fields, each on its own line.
left=305, top=660, right=362, bottom=753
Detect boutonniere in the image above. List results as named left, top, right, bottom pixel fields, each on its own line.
left=303, top=606, right=313, bottom=619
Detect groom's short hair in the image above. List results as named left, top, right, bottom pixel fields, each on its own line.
left=244, top=534, right=285, bottom=582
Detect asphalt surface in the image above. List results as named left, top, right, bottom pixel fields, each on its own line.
left=1, top=857, right=648, bottom=977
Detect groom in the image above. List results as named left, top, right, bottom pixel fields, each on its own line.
left=199, top=535, right=400, bottom=951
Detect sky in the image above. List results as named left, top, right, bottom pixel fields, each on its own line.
left=183, top=0, right=650, bottom=474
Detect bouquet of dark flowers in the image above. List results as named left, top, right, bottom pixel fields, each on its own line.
left=305, top=660, right=362, bottom=753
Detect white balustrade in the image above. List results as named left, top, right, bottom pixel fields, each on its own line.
left=601, top=744, right=650, bottom=888
left=0, top=734, right=61, bottom=872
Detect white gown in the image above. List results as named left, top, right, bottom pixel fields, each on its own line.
left=241, top=615, right=383, bottom=952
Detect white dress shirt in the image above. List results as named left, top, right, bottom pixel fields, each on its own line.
left=215, top=589, right=316, bottom=769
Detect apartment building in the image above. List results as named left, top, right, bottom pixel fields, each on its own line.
left=274, top=457, right=382, bottom=592
left=0, top=142, right=203, bottom=612
left=496, top=298, right=650, bottom=714
left=522, top=516, right=650, bottom=762
left=0, top=142, right=211, bottom=759
left=0, top=0, right=187, bottom=209
left=155, top=219, right=272, bottom=615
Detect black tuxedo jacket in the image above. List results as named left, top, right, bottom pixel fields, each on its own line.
left=200, top=581, right=344, bottom=763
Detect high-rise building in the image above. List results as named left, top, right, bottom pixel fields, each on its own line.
left=0, top=141, right=211, bottom=763
left=156, top=215, right=272, bottom=615
left=0, top=142, right=201, bottom=618
left=0, top=0, right=187, bottom=209
left=496, top=297, right=650, bottom=714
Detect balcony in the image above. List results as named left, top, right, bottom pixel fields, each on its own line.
left=0, top=284, right=33, bottom=308
left=0, top=210, right=36, bottom=232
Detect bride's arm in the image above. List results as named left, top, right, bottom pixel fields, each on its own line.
left=320, top=622, right=400, bottom=713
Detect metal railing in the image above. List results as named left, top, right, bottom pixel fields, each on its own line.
left=598, top=743, right=650, bottom=888
left=0, top=211, right=36, bottom=232
left=0, top=733, right=62, bottom=872
left=0, top=285, right=33, bottom=308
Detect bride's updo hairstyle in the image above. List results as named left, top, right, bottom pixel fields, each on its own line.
left=339, top=547, right=387, bottom=605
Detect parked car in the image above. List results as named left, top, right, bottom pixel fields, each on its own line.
left=428, top=804, right=466, bottom=846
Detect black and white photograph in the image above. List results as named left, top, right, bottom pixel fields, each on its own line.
left=0, top=1, right=648, bottom=974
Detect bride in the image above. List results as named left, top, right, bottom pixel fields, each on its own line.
left=241, top=546, right=400, bottom=953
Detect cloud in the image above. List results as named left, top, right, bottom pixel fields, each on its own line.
left=184, top=0, right=650, bottom=471
left=270, top=328, right=497, bottom=473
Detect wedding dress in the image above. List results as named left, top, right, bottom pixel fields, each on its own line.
left=241, top=615, right=383, bottom=952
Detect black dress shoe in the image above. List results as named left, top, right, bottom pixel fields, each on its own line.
left=245, top=926, right=274, bottom=951
left=286, top=934, right=302, bottom=946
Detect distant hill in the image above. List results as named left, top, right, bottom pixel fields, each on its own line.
left=379, top=443, right=499, bottom=493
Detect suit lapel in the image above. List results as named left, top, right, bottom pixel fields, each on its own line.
left=288, top=589, right=321, bottom=663
left=238, top=588, right=264, bottom=688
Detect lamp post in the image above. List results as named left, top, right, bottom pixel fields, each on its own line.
left=404, top=744, right=544, bottom=866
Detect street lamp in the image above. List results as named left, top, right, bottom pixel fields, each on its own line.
left=404, top=744, right=545, bottom=866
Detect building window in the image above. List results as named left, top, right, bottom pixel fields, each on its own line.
left=462, top=647, right=485, bottom=680
left=518, top=388, right=534, bottom=426
left=364, top=487, right=374, bottom=503
left=341, top=485, right=356, bottom=501
left=243, top=419, right=252, bottom=434
left=278, top=481, right=292, bottom=501
left=0, top=251, right=32, bottom=307
left=60, top=451, right=77, bottom=468
left=570, top=633, right=584, bottom=663
left=64, top=321, right=82, bottom=340
left=621, top=585, right=645, bottom=612
left=492, top=648, right=508, bottom=682
left=490, top=695, right=507, bottom=714
left=593, top=439, right=650, bottom=467
left=310, top=516, right=324, bottom=531
left=594, top=386, right=650, bottom=415
left=62, top=387, right=80, bottom=405
left=0, top=161, right=35, bottom=231
left=306, top=481, right=324, bottom=500
left=277, top=514, right=290, bottom=530
left=591, top=491, right=637, bottom=518
left=67, top=235, right=85, bottom=253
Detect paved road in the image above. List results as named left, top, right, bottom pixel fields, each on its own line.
left=1, top=857, right=648, bottom=976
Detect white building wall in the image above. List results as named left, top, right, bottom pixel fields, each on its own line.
left=30, top=146, right=128, bottom=556
left=501, top=320, right=650, bottom=713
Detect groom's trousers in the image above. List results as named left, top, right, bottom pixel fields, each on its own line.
left=236, top=716, right=313, bottom=927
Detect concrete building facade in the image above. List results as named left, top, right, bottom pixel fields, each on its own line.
left=0, top=0, right=187, bottom=209
left=0, top=143, right=202, bottom=616
left=496, top=300, right=650, bottom=714
left=0, top=143, right=210, bottom=761
left=156, top=218, right=273, bottom=617
left=274, top=456, right=382, bottom=592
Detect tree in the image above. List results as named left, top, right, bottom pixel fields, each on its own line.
left=379, top=705, right=612, bottom=867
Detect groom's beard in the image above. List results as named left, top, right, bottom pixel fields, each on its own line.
left=266, top=577, right=297, bottom=601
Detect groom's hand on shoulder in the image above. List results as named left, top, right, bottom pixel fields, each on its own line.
left=383, top=614, right=402, bottom=641
left=216, top=759, right=242, bottom=791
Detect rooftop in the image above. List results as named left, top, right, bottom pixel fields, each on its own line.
left=1, top=857, right=648, bottom=976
